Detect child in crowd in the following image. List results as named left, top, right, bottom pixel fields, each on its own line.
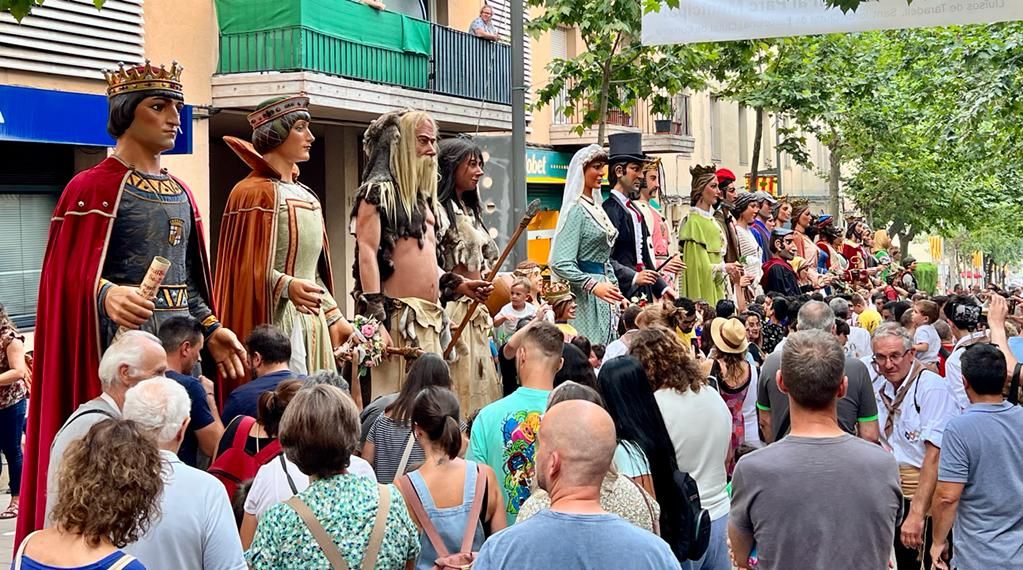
left=493, top=278, right=538, bottom=343
left=911, top=299, right=941, bottom=366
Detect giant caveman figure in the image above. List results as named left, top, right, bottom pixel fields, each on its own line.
left=351, top=110, right=490, bottom=401
left=18, top=61, right=246, bottom=539
left=436, top=137, right=503, bottom=415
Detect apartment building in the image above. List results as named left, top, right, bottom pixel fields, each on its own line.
left=0, top=0, right=515, bottom=324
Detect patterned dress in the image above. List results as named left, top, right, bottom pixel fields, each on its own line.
left=550, top=198, right=620, bottom=345
left=246, top=474, right=420, bottom=569
left=0, top=328, right=28, bottom=410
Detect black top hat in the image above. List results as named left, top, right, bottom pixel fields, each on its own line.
left=607, top=132, right=648, bottom=165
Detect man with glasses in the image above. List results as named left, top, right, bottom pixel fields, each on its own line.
left=869, top=323, right=960, bottom=570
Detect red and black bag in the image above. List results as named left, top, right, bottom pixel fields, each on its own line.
left=208, top=415, right=281, bottom=499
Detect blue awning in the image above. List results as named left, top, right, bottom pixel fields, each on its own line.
left=0, top=85, right=192, bottom=154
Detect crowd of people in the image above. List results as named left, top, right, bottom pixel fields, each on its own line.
left=2, top=57, right=1022, bottom=570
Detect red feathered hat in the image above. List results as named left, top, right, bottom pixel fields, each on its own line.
left=716, top=167, right=736, bottom=185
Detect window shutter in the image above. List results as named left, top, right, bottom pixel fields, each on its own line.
left=0, top=0, right=145, bottom=79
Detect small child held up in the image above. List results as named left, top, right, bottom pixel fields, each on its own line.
left=911, top=299, right=941, bottom=366
left=494, top=277, right=537, bottom=342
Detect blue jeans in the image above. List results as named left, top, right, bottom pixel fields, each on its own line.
left=0, top=399, right=26, bottom=496
left=682, top=514, right=731, bottom=570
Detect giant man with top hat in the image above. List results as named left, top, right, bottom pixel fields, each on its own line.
left=602, top=133, right=675, bottom=301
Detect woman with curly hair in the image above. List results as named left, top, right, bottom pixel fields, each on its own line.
left=629, top=326, right=733, bottom=570
left=14, top=419, right=163, bottom=569
left=0, top=304, right=30, bottom=520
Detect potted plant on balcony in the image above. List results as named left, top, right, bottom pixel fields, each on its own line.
left=654, top=118, right=672, bottom=133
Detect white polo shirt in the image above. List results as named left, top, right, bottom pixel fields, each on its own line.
left=944, top=331, right=989, bottom=411
left=872, top=365, right=961, bottom=468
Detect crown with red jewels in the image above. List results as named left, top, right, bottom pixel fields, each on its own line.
left=247, top=95, right=311, bottom=129
left=103, top=60, right=184, bottom=97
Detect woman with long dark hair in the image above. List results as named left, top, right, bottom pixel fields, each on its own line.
left=363, top=353, right=458, bottom=483
left=598, top=356, right=687, bottom=558
left=554, top=343, right=597, bottom=389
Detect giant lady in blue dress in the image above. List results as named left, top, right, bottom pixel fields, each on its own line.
left=549, top=144, right=626, bottom=344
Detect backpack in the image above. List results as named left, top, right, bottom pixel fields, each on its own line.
left=396, top=466, right=487, bottom=569
left=673, top=470, right=711, bottom=561
left=208, top=416, right=281, bottom=499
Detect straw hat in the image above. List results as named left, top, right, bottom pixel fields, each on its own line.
left=710, top=317, right=749, bottom=354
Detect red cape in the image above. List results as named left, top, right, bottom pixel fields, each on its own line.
left=761, top=257, right=796, bottom=287
left=213, top=137, right=335, bottom=403
left=17, top=157, right=215, bottom=542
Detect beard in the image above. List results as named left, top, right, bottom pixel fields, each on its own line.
left=415, top=154, right=438, bottom=197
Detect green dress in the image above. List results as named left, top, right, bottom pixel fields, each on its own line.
left=550, top=199, right=620, bottom=345
left=678, top=207, right=726, bottom=305
left=272, top=181, right=340, bottom=375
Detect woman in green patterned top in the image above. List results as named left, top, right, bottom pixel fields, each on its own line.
left=246, top=384, right=420, bottom=569
left=549, top=145, right=626, bottom=344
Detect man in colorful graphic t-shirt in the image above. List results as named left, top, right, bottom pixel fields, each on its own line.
left=468, top=321, right=562, bottom=525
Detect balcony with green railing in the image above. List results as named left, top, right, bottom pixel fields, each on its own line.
left=215, top=0, right=511, bottom=105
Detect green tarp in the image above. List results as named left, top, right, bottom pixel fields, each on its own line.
left=215, top=0, right=431, bottom=55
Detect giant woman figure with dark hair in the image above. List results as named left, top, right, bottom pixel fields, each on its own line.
left=436, top=137, right=502, bottom=413
left=18, top=61, right=246, bottom=541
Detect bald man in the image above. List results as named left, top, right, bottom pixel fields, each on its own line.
left=474, top=401, right=681, bottom=569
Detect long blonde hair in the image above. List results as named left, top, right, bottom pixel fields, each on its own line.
left=383, top=111, right=439, bottom=224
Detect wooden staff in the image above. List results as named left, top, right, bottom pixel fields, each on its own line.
left=444, top=199, right=542, bottom=359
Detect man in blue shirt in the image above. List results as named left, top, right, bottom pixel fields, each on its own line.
left=158, top=317, right=224, bottom=467
left=221, top=325, right=298, bottom=423
left=930, top=343, right=1023, bottom=569
left=474, top=399, right=679, bottom=569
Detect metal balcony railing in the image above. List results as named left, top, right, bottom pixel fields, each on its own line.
left=218, top=24, right=511, bottom=105
left=431, top=26, right=511, bottom=105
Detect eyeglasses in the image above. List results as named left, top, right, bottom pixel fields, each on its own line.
left=871, top=349, right=912, bottom=369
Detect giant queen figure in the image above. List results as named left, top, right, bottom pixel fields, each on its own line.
left=17, top=61, right=246, bottom=538
left=215, top=96, right=353, bottom=389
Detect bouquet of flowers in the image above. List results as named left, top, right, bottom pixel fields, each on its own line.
left=336, top=315, right=387, bottom=377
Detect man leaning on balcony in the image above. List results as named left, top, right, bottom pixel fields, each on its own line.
left=470, top=4, right=500, bottom=41
left=350, top=110, right=492, bottom=403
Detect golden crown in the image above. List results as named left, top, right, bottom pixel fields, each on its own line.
left=542, top=281, right=574, bottom=305
left=104, top=60, right=184, bottom=97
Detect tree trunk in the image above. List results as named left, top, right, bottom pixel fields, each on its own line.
left=750, top=107, right=764, bottom=190
left=898, top=229, right=916, bottom=261
left=828, top=139, right=841, bottom=218
left=596, top=60, right=612, bottom=146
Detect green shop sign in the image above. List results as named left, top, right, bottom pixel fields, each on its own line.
left=526, top=148, right=573, bottom=184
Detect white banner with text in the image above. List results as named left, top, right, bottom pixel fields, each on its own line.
left=643, top=0, right=1023, bottom=45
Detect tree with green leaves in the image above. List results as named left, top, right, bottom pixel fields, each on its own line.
left=1, top=0, right=103, bottom=20
left=527, top=0, right=709, bottom=144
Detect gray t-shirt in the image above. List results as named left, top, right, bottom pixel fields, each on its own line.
left=45, top=396, right=120, bottom=525
left=938, top=402, right=1023, bottom=568
left=757, top=352, right=879, bottom=440
left=730, top=435, right=902, bottom=570
left=474, top=510, right=680, bottom=569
